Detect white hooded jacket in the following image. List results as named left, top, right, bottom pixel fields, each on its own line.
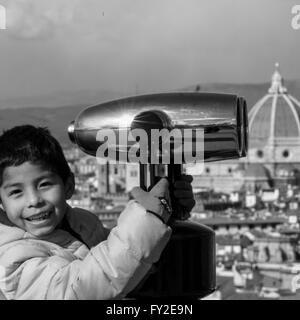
left=0, top=200, right=172, bottom=300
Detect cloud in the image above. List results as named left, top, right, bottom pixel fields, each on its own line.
left=0, top=0, right=299, bottom=100
left=5, top=0, right=79, bottom=39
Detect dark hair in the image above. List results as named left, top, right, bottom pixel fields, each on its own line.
left=0, top=125, right=72, bottom=185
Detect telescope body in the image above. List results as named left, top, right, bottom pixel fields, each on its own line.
left=68, top=92, right=248, bottom=163
left=68, top=92, right=248, bottom=299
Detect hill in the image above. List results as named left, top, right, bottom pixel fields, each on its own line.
left=0, top=89, right=123, bottom=148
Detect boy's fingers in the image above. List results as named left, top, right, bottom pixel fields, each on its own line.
left=129, top=179, right=170, bottom=217
left=149, top=177, right=169, bottom=198
left=174, top=180, right=193, bottom=190
left=129, top=186, right=147, bottom=201
left=129, top=178, right=169, bottom=203
left=178, top=174, right=193, bottom=183
left=174, top=189, right=194, bottom=199
left=178, top=198, right=196, bottom=210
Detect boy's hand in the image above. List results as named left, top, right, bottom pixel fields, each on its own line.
left=130, top=178, right=172, bottom=224
left=173, top=174, right=195, bottom=217
left=130, top=175, right=195, bottom=224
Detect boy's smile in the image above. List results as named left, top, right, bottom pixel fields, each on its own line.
left=0, top=161, right=73, bottom=237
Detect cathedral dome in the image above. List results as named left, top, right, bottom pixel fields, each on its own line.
left=248, top=63, right=300, bottom=163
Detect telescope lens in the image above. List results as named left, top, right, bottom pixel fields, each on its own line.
left=243, top=99, right=249, bottom=153
left=236, top=98, right=244, bottom=157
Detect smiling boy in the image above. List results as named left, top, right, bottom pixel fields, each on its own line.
left=0, top=125, right=195, bottom=300
left=0, top=162, right=73, bottom=238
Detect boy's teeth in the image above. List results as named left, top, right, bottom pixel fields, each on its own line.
left=28, top=212, right=50, bottom=221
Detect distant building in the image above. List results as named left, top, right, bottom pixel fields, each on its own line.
left=233, top=261, right=300, bottom=296
left=190, top=161, right=244, bottom=193
left=96, top=162, right=139, bottom=195
left=198, top=217, right=286, bottom=236
left=77, top=155, right=98, bottom=175
left=125, top=163, right=140, bottom=192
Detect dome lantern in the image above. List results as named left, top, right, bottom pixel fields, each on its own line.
left=268, top=63, right=287, bottom=94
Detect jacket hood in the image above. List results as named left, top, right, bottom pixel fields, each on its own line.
left=0, top=210, right=26, bottom=247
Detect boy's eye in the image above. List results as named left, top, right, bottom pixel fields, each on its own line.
left=39, top=181, right=53, bottom=188
left=8, top=189, right=22, bottom=196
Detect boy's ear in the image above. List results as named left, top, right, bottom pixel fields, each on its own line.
left=65, top=173, right=75, bottom=200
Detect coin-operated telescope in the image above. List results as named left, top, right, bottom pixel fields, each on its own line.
left=68, top=92, right=248, bottom=299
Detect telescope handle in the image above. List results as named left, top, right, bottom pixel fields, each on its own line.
left=167, top=164, right=190, bottom=221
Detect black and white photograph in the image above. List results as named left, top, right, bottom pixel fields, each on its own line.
left=0, top=0, right=300, bottom=303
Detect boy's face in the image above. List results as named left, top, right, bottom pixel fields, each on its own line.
left=0, top=161, right=74, bottom=237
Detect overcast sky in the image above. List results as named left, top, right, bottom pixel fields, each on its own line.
left=0, top=0, right=299, bottom=99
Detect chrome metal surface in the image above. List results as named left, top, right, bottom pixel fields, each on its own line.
left=68, top=92, right=248, bottom=163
